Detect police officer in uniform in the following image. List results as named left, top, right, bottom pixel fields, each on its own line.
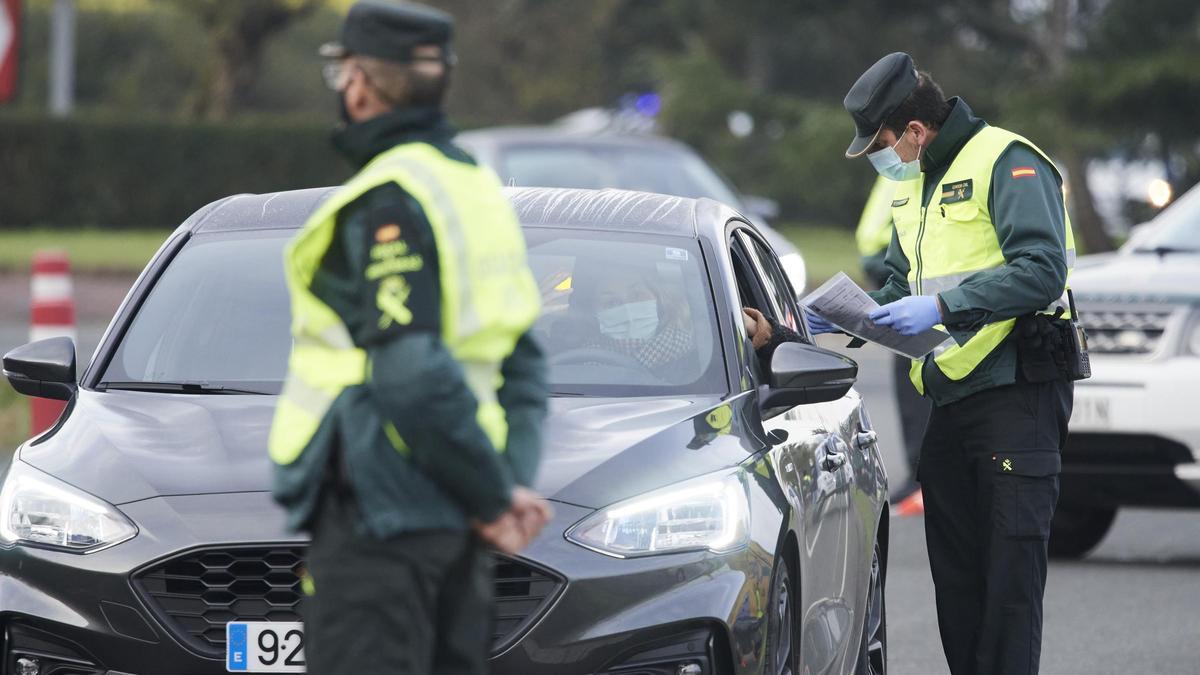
left=855, top=175, right=931, bottom=506
left=269, top=2, right=552, bottom=673
left=813, top=53, right=1079, bottom=674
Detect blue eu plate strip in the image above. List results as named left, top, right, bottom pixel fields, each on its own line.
left=227, top=622, right=248, bottom=671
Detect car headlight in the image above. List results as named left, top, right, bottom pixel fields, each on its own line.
left=0, top=460, right=137, bottom=553
left=566, top=471, right=749, bottom=558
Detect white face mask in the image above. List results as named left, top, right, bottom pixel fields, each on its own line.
left=597, top=299, right=659, bottom=340
left=867, top=129, right=923, bottom=182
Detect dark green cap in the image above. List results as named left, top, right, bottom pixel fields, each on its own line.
left=843, top=52, right=918, bottom=158
left=320, top=0, right=454, bottom=63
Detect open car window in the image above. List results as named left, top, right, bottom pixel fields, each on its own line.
left=736, top=229, right=805, bottom=338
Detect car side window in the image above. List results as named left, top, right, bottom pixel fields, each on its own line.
left=735, top=229, right=803, bottom=335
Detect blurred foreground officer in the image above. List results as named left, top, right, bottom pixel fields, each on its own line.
left=855, top=174, right=931, bottom=507
left=828, top=52, right=1086, bottom=674
left=268, top=2, right=552, bottom=673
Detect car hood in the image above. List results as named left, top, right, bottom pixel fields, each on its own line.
left=1072, top=252, right=1200, bottom=304
left=21, top=390, right=762, bottom=510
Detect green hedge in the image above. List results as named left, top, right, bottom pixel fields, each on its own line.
left=0, top=114, right=349, bottom=229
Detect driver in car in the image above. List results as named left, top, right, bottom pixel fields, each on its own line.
left=588, top=273, right=696, bottom=379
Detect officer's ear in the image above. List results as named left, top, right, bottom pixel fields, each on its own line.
left=907, top=120, right=933, bottom=148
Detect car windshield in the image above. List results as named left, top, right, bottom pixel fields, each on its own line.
left=1135, top=183, right=1200, bottom=252
left=100, top=228, right=724, bottom=397
left=100, top=231, right=294, bottom=393
left=498, top=144, right=743, bottom=208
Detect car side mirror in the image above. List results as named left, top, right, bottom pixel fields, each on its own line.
left=759, top=341, right=856, bottom=409
left=3, top=337, right=78, bottom=401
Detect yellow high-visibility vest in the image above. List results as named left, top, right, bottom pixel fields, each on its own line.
left=856, top=175, right=896, bottom=257
left=269, top=142, right=541, bottom=465
left=889, top=127, right=1076, bottom=394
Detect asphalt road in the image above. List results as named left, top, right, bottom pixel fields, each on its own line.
left=818, top=338, right=1200, bottom=675
left=2, top=281, right=1197, bottom=674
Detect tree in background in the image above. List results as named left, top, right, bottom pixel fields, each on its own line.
left=164, top=0, right=323, bottom=120
left=3, top=0, right=1198, bottom=233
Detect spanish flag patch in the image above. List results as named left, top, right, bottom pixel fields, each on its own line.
left=1011, top=166, right=1037, bottom=179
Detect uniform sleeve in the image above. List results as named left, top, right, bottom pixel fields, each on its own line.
left=866, top=227, right=912, bottom=306
left=756, top=317, right=803, bottom=363
left=936, top=145, right=1069, bottom=331
left=338, top=185, right=515, bottom=521
left=497, top=331, right=549, bottom=487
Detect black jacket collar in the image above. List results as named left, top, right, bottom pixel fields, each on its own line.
left=333, top=106, right=457, bottom=169
left=922, top=97, right=987, bottom=175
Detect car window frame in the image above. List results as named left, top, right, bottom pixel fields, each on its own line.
left=736, top=229, right=805, bottom=337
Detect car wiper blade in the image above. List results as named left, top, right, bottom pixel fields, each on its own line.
left=96, top=381, right=270, bottom=395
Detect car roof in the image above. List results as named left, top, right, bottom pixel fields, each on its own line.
left=456, top=126, right=696, bottom=154
left=186, top=186, right=742, bottom=242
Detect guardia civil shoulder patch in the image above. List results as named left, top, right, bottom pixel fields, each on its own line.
left=1011, top=167, right=1037, bottom=179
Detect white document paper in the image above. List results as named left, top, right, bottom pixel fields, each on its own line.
left=802, top=272, right=952, bottom=359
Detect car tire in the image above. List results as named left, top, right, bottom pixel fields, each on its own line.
left=1049, top=504, right=1117, bottom=559
left=764, top=555, right=798, bottom=675
left=854, top=538, right=887, bottom=675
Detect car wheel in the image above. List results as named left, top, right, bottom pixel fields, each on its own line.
left=765, top=555, right=797, bottom=675
left=1049, top=505, right=1116, bottom=559
left=854, top=539, right=887, bottom=675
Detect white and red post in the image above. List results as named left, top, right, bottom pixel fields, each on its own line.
left=29, top=250, right=75, bottom=434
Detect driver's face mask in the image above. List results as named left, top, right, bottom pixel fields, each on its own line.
left=597, top=300, right=659, bottom=340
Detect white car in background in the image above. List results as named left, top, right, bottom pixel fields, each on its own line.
left=1056, top=182, right=1200, bottom=557
left=458, top=126, right=808, bottom=295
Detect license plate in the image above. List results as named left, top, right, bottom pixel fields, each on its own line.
left=1073, top=394, right=1112, bottom=429
left=227, top=622, right=305, bottom=672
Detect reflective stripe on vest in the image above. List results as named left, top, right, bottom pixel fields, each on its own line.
left=269, top=143, right=541, bottom=465
left=889, top=126, right=1076, bottom=395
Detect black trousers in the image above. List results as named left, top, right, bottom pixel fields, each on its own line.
left=918, top=378, right=1072, bottom=675
left=303, top=494, right=494, bottom=675
left=892, top=352, right=931, bottom=493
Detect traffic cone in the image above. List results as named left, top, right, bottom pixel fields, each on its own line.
left=892, top=488, right=924, bottom=517
left=29, top=250, right=76, bottom=434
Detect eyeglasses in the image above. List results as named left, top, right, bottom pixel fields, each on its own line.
left=322, top=61, right=354, bottom=92
left=323, top=53, right=457, bottom=91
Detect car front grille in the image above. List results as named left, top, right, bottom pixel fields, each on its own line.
left=133, top=545, right=562, bottom=657
left=1078, top=307, right=1175, bottom=354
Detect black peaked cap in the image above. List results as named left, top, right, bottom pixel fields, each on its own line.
left=843, top=52, right=918, bottom=158
left=320, top=0, right=453, bottom=62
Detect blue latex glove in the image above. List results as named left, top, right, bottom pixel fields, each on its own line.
left=869, top=296, right=942, bottom=336
left=804, top=308, right=837, bottom=335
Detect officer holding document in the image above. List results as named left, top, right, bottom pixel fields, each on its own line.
left=807, top=52, right=1088, bottom=675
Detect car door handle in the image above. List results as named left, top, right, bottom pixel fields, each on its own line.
left=822, top=449, right=847, bottom=472
left=822, top=452, right=846, bottom=471
left=855, top=430, right=878, bottom=449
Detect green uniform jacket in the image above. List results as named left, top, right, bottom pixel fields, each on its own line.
left=868, top=98, right=1069, bottom=406
left=274, top=107, right=548, bottom=537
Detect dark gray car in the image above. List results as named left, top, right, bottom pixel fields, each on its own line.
left=1, top=187, right=887, bottom=675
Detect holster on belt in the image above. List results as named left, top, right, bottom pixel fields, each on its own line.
left=1015, top=291, right=1091, bottom=382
